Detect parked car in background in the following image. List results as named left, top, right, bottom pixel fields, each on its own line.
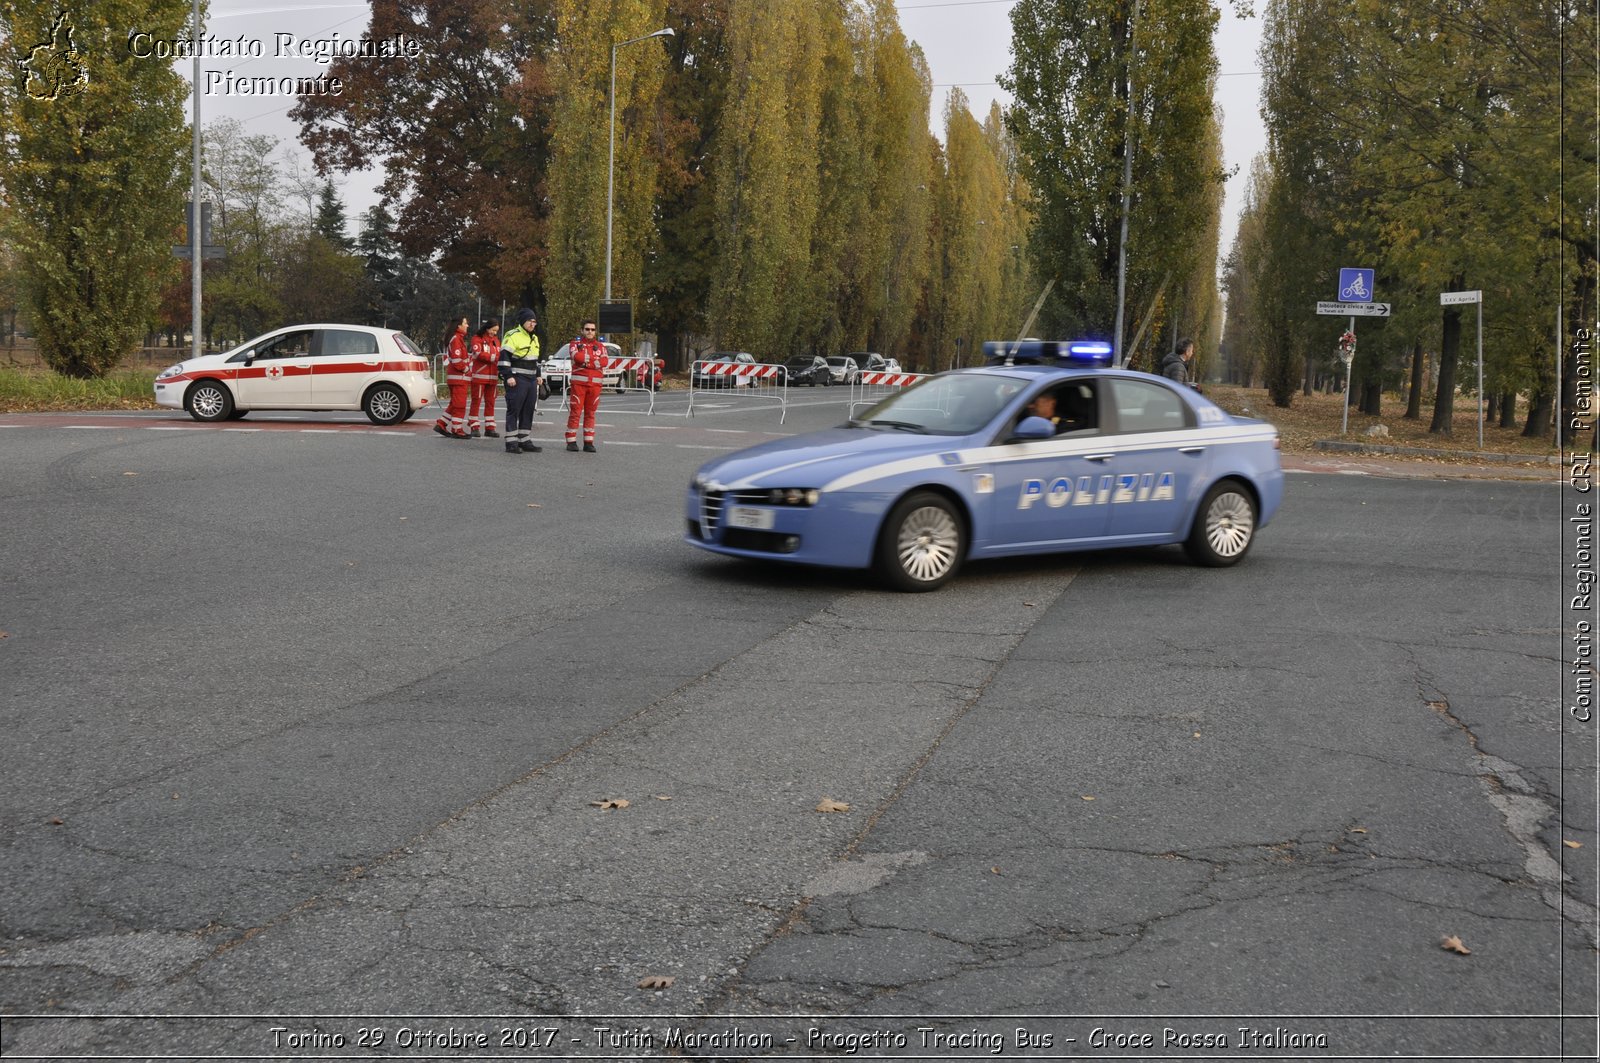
left=882, top=357, right=903, bottom=373
left=693, top=352, right=759, bottom=389
left=823, top=355, right=861, bottom=385
left=848, top=352, right=889, bottom=374
left=153, top=324, right=434, bottom=425
left=543, top=340, right=623, bottom=393
left=781, top=355, right=832, bottom=387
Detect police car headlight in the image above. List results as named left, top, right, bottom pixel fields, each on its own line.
left=767, top=488, right=820, bottom=506
left=156, top=364, right=184, bottom=380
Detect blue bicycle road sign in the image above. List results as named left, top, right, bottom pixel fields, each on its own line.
left=1338, top=268, right=1374, bottom=303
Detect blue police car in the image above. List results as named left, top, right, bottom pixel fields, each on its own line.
left=684, top=341, right=1284, bottom=591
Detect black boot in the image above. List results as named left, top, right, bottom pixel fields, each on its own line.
left=520, top=441, right=542, bottom=453
left=505, top=442, right=520, bottom=454
left=566, top=441, right=580, bottom=452
left=582, top=443, right=597, bottom=453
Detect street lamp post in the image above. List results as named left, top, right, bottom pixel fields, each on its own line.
left=606, top=27, right=674, bottom=303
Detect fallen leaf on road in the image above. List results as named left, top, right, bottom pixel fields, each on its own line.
left=1023, top=601, right=1035, bottom=607
left=171, top=793, right=179, bottom=800
left=123, top=471, right=137, bottom=477
left=1441, top=935, right=1471, bottom=955
left=815, top=798, right=851, bottom=814
left=0, top=631, right=8, bottom=639
left=990, top=867, right=1002, bottom=875
left=1348, top=827, right=1368, bottom=834
left=1564, top=840, right=1582, bottom=849
left=48, top=817, right=63, bottom=825
left=1081, top=795, right=1096, bottom=801
left=527, top=503, right=541, bottom=508
left=590, top=799, right=630, bottom=810
left=655, top=795, right=672, bottom=801
left=637, top=975, right=674, bottom=990
left=1192, top=731, right=1201, bottom=739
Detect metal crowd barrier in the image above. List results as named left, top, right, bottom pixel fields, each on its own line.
left=848, top=370, right=931, bottom=416
left=548, top=356, right=657, bottom=416
left=687, top=360, right=788, bottom=423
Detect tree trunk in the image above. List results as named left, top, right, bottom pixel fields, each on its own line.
left=1302, top=355, right=1313, bottom=396
left=1522, top=388, right=1552, bottom=438
left=1404, top=341, right=1424, bottom=419
left=1429, top=306, right=1461, bottom=435
left=1359, top=379, right=1381, bottom=416
left=1498, top=391, right=1517, bottom=428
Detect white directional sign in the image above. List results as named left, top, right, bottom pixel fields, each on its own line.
left=1440, top=290, right=1482, bottom=306
left=1316, top=301, right=1391, bottom=317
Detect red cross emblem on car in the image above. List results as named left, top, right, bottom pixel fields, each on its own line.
left=265, top=364, right=283, bottom=378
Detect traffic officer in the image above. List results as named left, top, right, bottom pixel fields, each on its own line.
left=433, top=315, right=472, bottom=439
left=467, top=319, right=501, bottom=438
left=498, top=308, right=542, bottom=454
left=564, top=319, right=608, bottom=453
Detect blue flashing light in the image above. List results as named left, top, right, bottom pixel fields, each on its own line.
left=982, top=339, right=1115, bottom=368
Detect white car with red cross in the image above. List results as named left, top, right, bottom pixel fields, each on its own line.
left=153, top=324, right=435, bottom=425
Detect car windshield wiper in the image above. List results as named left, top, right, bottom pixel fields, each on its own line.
left=868, top=419, right=928, bottom=433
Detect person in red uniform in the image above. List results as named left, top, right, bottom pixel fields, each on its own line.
left=565, top=320, right=608, bottom=452
left=433, top=316, right=472, bottom=438
left=467, top=320, right=501, bottom=437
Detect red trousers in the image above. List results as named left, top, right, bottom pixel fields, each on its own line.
left=435, top=378, right=470, bottom=435
left=566, top=379, right=602, bottom=443
left=468, top=379, right=497, bottom=432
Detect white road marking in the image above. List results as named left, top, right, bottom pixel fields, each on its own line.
left=222, top=428, right=263, bottom=432
left=706, top=429, right=748, bottom=434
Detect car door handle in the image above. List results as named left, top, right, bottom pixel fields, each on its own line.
left=1084, top=453, right=1115, bottom=463
left=1179, top=446, right=1206, bottom=455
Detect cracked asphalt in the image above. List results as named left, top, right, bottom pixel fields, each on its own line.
left=0, top=399, right=1592, bottom=1059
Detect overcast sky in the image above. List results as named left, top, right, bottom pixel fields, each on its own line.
left=184, top=1, right=1266, bottom=275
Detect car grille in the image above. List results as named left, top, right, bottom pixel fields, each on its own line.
left=699, top=489, right=725, bottom=537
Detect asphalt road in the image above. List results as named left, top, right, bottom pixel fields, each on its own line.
left=0, top=391, right=1593, bottom=1060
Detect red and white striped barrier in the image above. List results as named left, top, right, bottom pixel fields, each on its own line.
left=687, top=359, right=788, bottom=423
left=694, top=362, right=781, bottom=382
left=850, top=369, right=930, bottom=415
left=551, top=355, right=659, bottom=415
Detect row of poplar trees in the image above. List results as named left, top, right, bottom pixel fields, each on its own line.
left=1224, top=0, right=1597, bottom=437
left=292, top=0, right=1043, bottom=371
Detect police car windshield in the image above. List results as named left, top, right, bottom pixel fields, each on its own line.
left=851, top=373, right=1023, bottom=436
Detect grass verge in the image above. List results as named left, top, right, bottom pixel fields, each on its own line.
left=0, top=366, right=161, bottom=413
left=1205, top=383, right=1562, bottom=460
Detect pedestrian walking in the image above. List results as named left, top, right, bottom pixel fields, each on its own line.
left=433, top=316, right=471, bottom=439
left=468, top=320, right=501, bottom=438
left=498, top=308, right=543, bottom=454
left=565, top=320, right=608, bottom=453
left=1160, top=338, right=1200, bottom=391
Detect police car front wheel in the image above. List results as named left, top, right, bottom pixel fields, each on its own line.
left=878, top=491, right=965, bottom=592
left=1185, top=480, right=1257, bottom=567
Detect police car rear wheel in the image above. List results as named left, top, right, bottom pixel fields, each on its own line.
left=363, top=384, right=407, bottom=425
left=185, top=380, right=233, bottom=422
left=1186, top=481, right=1256, bottom=566
left=878, top=491, right=964, bottom=591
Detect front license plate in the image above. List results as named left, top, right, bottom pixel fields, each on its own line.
left=726, top=506, right=775, bottom=530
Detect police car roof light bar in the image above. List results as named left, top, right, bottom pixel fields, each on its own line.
left=982, top=339, right=1112, bottom=368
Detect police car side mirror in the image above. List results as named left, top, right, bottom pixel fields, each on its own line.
left=1012, top=416, right=1055, bottom=441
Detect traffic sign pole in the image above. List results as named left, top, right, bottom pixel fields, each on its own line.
left=1342, top=315, right=1354, bottom=435
left=1440, top=291, right=1485, bottom=449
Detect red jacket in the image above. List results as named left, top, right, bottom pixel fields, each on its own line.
left=569, top=337, right=609, bottom=386
left=471, top=335, right=500, bottom=382
left=445, top=333, right=473, bottom=381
